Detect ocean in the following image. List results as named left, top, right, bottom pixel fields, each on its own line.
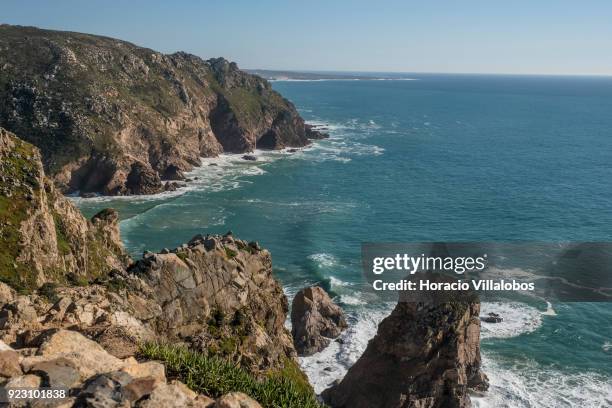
left=77, top=74, right=612, bottom=407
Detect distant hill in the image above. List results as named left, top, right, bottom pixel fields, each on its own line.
left=0, top=25, right=325, bottom=195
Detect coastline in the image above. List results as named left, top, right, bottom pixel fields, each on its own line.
left=70, top=75, right=612, bottom=407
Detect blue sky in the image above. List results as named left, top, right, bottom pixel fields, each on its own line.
left=2, top=0, right=612, bottom=75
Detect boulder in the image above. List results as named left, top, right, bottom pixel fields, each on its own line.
left=291, top=286, right=348, bottom=355
left=30, top=357, right=80, bottom=388
left=322, top=295, right=488, bottom=408
left=126, top=162, right=163, bottom=195
left=123, top=376, right=163, bottom=403
left=32, top=330, right=124, bottom=379
left=0, top=340, right=13, bottom=351
left=241, top=155, right=257, bottom=161
left=137, top=382, right=203, bottom=408
left=0, top=282, right=15, bottom=306
left=215, top=392, right=262, bottom=408
left=121, top=360, right=166, bottom=382
left=0, top=350, right=22, bottom=377
left=3, top=373, right=42, bottom=389
left=77, top=371, right=133, bottom=407
left=482, top=312, right=503, bottom=323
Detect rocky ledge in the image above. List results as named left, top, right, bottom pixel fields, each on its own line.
left=0, top=25, right=327, bottom=196
left=0, top=329, right=262, bottom=407
left=0, top=128, right=308, bottom=407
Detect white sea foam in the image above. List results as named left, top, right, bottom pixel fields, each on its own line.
left=328, top=276, right=352, bottom=288
left=297, top=298, right=551, bottom=395
left=480, top=302, right=544, bottom=339
left=131, top=117, right=386, bottom=197
left=298, top=303, right=393, bottom=393
left=541, top=301, right=557, bottom=316
left=337, top=294, right=367, bottom=306
left=308, top=253, right=338, bottom=268
left=603, top=342, right=612, bottom=353
left=473, top=355, right=612, bottom=408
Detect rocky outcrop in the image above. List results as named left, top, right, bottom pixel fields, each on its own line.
left=0, top=130, right=315, bottom=405
left=0, top=128, right=129, bottom=293
left=0, top=130, right=301, bottom=379
left=0, top=25, right=326, bottom=196
left=322, top=299, right=488, bottom=408
left=0, top=279, right=158, bottom=357
left=291, top=286, right=348, bottom=356
left=129, top=233, right=296, bottom=374
left=0, top=329, right=260, bottom=407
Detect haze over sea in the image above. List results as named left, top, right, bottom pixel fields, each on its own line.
left=78, top=74, right=612, bottom=407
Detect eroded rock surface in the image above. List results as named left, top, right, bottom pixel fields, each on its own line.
left=0, top=128, right=308, bottom=406
left=0, top=128, right=129, bottom=292
left=0, top=329, right=255, bottom=408
left=291, top=286, right=348, bottom=356
left=0, top=25, right=327, bottom=196
left=129, top=233, right=296, bottom=373
left=322, top=299, right=488, bottom=408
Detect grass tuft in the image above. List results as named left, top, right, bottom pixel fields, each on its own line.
left=139, top=343, right=324, bottom=408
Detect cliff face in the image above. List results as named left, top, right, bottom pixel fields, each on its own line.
left=128, top=234, right=296, bottom=374
left=322, top=299, right=488, bottom=408
left=0, top=128, right=128, bottom=292
left=0, top=128, right=300, bottom=380
left=0, top=25, right=322, bottom=195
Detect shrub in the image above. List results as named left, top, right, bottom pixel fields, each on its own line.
left=225, top=247, right=238, bottom=259
left=139, top=343, right=323, bottom=408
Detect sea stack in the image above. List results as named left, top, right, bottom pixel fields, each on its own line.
left=290, top=286, right=348, bottom=356
left=322, top=296, right=488, bottom=408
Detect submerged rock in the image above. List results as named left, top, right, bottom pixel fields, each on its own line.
left=242, top=155, right=257, bottom=161
left=482, top=312, right=503, bottom=323
left=291, top=286, right=348, bottom=356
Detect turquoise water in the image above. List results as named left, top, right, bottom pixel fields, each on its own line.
left=78, top=75, right=612, bottom=407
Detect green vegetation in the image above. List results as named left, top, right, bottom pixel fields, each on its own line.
left=176, top=251, right=189, bottom=262
left=236, top=241, right=256, bottom=254
left=105, top=277, right=128, bottom=293
left=225, top=247, right=238, bottom=259
left=52, top=211, right=71, bottom=255
left=268, top=357, right=316, bottom=397
left=0, top=136, right=40, bottom=293
left=140, top=343, right=323, bottom=408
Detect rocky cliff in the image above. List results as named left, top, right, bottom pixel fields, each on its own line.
left=322, top=297, right=488, bottom=408
left=128, top=233, right=296, bottom=374
left=0, top=127, right=129, bottom=292
left=0, top=25, right=324, bottom=195
left=0, top=128, right=308, bottom=405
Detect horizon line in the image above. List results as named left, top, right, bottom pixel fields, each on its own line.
left=246, top=68, right=612, bottom=79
